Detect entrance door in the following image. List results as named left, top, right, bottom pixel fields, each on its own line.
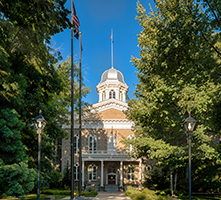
left=108, top=174, right=116, bottom=185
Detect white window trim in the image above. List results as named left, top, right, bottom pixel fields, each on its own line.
left=74, top=164, right=79, bottom=181
left=74, top=135, right=79, bottom=154
left=88, top=164, right=97, bottom=181
left=127, top=165, right=135, bottom=181
left=108, top=134, right=117, bottom=151
left=88, top=135, right=97, bottom=153
left=127, top=134, right=135, bottom=153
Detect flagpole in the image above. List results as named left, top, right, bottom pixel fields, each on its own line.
left=71, top=0, right=74, bottom=199
left=78, top=32, right=82, bottom=197
left=111, top=29, right=113, bottom=69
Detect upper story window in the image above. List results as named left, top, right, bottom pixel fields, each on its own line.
left=109, top=90, right=115, bottom=99
left=127, top=164, right=135, bottom=181
left=74, top=135, right=79, bottom=154
left=88, top=164, right=97, bottom=181
left=108, top=134, right=117, bottom=152
left=102, top=91, right=106, bottom=101
left=119, top=91, right=123, bottom=101
left=74, top=164, right=79, bottom=180
left=89, top=135, right=97, bottom=153
left=127, top=135, right=135, bottom=153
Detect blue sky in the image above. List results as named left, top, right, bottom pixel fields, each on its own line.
left=51, top=0, right=155, bottom=105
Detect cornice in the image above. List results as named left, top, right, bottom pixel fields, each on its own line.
left=62, top=118, right=134, bottom=130
left=91, top=99, right=128, bottom=113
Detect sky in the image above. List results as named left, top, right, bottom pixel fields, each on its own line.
left=51, top=0, right=155, bottom=105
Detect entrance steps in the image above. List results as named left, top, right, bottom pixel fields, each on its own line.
left=105, top=185, right=119, bottom=192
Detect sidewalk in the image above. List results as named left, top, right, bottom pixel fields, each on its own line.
left=62, top=192, right=132, bottom=200
left=94, top=192, right=132, bottom=200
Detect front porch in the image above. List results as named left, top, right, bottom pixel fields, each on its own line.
left=81, top=150, right=142, bottom=191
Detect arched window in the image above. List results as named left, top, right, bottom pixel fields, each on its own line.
left=74, top=135, right=79, bottom=154
left=143, top=165, right=152, bottom=179
left=88, top=164, right=97, bottom=180
left=102, top=91, right=106, bottom=100
left=88, top=135, right=97, bottom=153
left=109, top=90, right=115, bottom=99
left=74, top=164, right=79, bottom=180
left=108, top=134, right=117, bottom=152
left=127, top=164, right=135, bottom=181
left=127, top=135, right=134, bottom=153
left=119, top=92, right=123, bottom=101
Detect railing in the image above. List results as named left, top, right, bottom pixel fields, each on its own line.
left=82, top=149, right=128, bottom=155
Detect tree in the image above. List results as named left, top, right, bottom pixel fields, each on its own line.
left=0, top=0, right=90, bottom=196
left=126, top=0, right=221, bottom=192
left=0, top=109, right=36, bottom=197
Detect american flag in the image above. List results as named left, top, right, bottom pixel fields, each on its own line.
left=72, top=1, right=80, bottom=39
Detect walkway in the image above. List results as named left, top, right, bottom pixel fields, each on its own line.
left=62, top=192, right=132, bottom=200
left=94, top=192, right=132, bottom=200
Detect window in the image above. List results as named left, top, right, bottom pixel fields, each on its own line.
left=102, top=91, right=106, bottom=100
left=109, top=90, right=115, bottom=99
left=74, top=135, right=79, bottom=154
left=108, top=134, right=117, bottom=152
left=143, top=165, right=152, bottom=179
left=127, top=135, right=134, bottom=153
left=89, top=135, right=97, bottom=153
left=74, top=164, right=79, bottom=180
left=127, top=164, right=135, bottom=181
left=88, top=164, right=97, bottom=181
left=119, top=92, right=123, bottom=101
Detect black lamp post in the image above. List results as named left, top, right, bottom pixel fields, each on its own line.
left=183, top=113, right=197, bottom=200
left=33, top=110, right=47, bottom=200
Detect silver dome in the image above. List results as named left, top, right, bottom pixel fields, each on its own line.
left=100, top=68, right=124, bottom=83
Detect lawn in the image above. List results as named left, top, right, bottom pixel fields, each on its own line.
left=0, top=189, right=98, bottom=200
left=0, top=194, right=68, bottom=200
left=125, top=186, right=221, bottom=200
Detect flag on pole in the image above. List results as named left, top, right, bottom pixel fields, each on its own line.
left=72, top=1, right=80, bottom=39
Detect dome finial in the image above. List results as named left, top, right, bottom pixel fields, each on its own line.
left=111, top=29, right=114, bottom=69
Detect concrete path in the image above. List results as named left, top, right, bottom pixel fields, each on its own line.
left=62, top=192, right=132, bottom=200
left=94, top=192, right=132, bottom=200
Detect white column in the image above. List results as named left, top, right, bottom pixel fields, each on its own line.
left=106, top=89, right=109, bottom=100
left=116, top=88, right=119, bottom=100
left=101, top=160, right=104, bottom=187
left=82, top=160, right=85, bottom=187
left=99, top=90, right=102, bottom=102
left=139, top=158, right=142, bottom=186
left=120, top=161, right=123, bottom=187
left=122, top=91, right=126, bottom=102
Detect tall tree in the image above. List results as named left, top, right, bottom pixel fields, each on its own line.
left=127, top=0, right=221, bottom=192
left=0, top=0, right=90, bottom=196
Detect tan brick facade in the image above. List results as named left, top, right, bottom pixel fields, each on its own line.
left=61, top=67, right=145, bottom=191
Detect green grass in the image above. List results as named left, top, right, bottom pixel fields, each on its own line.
left=125, top=186, right=221, bottom=200
left=0, top=189, right=98, bottom=200
left=0, top=194, right=68, bottom=200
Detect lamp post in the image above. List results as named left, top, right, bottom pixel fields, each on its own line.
left=33, top=110, right=47, bottom=200
left=183, top=113, right=197, bottom=200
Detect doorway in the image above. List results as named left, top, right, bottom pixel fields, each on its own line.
left=108, top=174, right=116, bottom=185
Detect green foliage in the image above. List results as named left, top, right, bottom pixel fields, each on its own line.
left=125, top=186, right=168, bottom=200
left=126, top=0, right=221, bottom=193
left=0, top=109, right=36, bottom=197
left=0, top=0, right=90, bottom=197
left=41, top=189, right=98, bottom=197
left=0, top=160, right=36, bottom=197
left=61, top=161, right=71, bottom=189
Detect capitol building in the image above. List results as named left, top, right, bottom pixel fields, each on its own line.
left=61, top=67, right=150, bottom=191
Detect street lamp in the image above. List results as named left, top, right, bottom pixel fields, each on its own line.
left=183, top=112, right=197, bottom=200
left=33, top=110, right=47, bottom=200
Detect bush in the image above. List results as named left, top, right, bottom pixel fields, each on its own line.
left=41, top=189, right=71, bottom=195
left=125, top=186, right=168, bottom=200
left=41, top=189, right=98, bottom=197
